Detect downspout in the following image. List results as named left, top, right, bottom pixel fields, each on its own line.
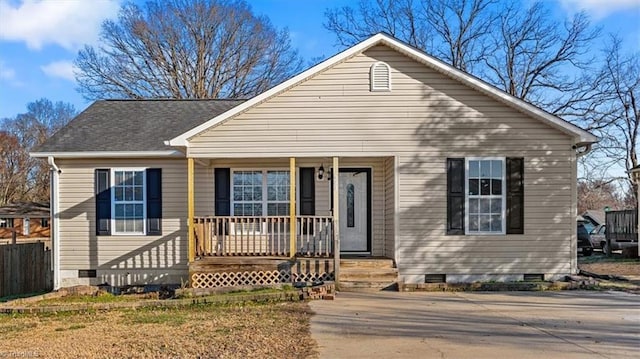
left=571, top=142, right=593, bottom=274
left=48, top=156, right=61, bottom=290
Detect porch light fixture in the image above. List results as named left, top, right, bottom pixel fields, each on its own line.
left=318, top=164, right=325, bottom=180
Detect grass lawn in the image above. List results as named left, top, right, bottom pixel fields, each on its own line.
left=0, top=301, right=317, bottom=358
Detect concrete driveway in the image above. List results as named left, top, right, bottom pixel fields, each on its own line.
left=310, top=291, right=639, bottom=358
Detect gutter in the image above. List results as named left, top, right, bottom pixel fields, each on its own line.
left=47, top=156, right=61, bottom=290
left=575, top=143, right=593, bottom=158
left=31, top=150, right=184, bottom=159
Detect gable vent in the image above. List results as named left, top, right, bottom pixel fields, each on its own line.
left=370, top=62, right=391, bottom=91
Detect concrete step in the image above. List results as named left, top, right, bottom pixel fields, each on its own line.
left=339, top=280, right=398, bottom=292
left=339, top=268, right=398, bottom=282
left=340, top=258, right=395, bottom=269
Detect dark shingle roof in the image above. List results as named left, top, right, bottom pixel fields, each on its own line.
left=0, top=202, right=50, bottom=218
left=37, top=99, right=245, bottom=152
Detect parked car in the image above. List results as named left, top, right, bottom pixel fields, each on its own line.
left=589, top=224, right=606, bottom=250
left=577, top=222, right=593, bottom=256
left=593, top=222, right=638, bottom=256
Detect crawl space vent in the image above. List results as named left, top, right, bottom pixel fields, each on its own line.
left=523, top=273, right=545, bottom=281
left=425, top=274, right=446, bottom=283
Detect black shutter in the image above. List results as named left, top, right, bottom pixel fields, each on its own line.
left=146, top=168, right=162, bottom=235
left=95, top=169, right=111, bottom=236
left=299, top=168, right=315, bottom=215
left=299, top=167, right=316, bottom=235
left=446, top=158, right=465, bottom=235
left=506, top=158, right=524, bottom=234
left=215, top=168, right=231, bottom=216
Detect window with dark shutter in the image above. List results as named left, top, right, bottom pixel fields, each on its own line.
left=446, top=158, right=465, bottom=235
left=146, top=168, right=162, bottom=235
left=214, top=168, right=231, bottom=216
left=506, top=158, right=524, bottom=234
left=95, top=169, right=111, bottom=235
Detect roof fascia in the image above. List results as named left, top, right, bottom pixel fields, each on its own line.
left=30, top=150, right=184, bottom=159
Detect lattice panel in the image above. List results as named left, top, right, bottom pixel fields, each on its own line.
left=292, top=272, right=334, bottom=282
left=191, top=270, right=334, bottom=288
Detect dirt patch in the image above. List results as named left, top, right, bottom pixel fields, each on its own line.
left=0, top=302, right=317, bottom=358
left=578, top=253, right=639, bottom=277
left=579, top=261, right=639, bottom=276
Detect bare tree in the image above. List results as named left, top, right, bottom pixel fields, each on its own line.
left=482, top=2, right=599, bottom=110
left=0, top=99, right=77, bottom=204
left=577, top=179, right=628, bottom=213
left=324, top=0, right=497, bottom=73
left=0, top=132, right=27, bottom=206
left=75, top=0, right=302, bottom=100
left=571, top=35, right=639, bottom=195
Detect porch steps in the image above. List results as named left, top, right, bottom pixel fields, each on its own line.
left=339, top=258, right=398, bottom=291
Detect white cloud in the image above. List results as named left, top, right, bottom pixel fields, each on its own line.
left=0, top=0, right=121, bottom=50
left=0, top=61, right=15, bottom=81
left=558, top=0, right=640, bottom=19
left=40, top=60, right=76, bottom=82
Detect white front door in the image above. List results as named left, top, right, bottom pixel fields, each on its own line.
left=339, top=170, right=369, bottom=252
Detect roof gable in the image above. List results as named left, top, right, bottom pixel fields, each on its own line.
left=170, top=33, right=597, bottom=146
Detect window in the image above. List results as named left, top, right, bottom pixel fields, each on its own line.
left=233, top=171, right=263, bottom=216
left=267, top=171, right=290, bottom=216
left=112, top=170, right=145, bottom=234
left=232, top=170, right=290, bottom=217
left=370, top=62, right=391, bottom=91
left=346, top=184, right=355, bottom=228
left=41, top=218, right=49, bottom=228
left=466, top=158, right=505, bottom=234
left=0, top=218, right=14, bottom=228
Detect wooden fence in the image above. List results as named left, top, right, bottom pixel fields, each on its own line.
left=0, top=242, right=52, bottom=298
left=605, top=209, right=637, bottom=242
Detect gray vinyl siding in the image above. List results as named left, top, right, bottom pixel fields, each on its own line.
left=56, top=158, right=188, bottom=286
left=384, top=157, right=395, bottom=259
left=189, top=44, right=576, bottom=281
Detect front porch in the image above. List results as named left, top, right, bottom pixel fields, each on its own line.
left=185, top=156, right=397, bottom=289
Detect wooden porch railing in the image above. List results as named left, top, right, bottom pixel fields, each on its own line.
left=193, top=216, right=333, bottom=257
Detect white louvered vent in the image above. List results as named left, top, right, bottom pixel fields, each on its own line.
left=370, top=62, right=391, bottom=91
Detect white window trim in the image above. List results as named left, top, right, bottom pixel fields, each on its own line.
left=0, top=218, right=13, bottom=228
left=464, top=157, right=506, bottom=235
left=111, top=168, right=147, bottom=236
left=370, top=61, right=392, bottom=92
left=230, top=168, right=291, bottom=217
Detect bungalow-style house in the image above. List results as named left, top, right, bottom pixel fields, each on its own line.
left=0, top=202, right=50, bottom=244
left=32, top=34, right=596, bottom=290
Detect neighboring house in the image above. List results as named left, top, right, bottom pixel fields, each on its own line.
left=32, top=33, right=597, bottom=289
left=0, top=202, right=51, bottom=242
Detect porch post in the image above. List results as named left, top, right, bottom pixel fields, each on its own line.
left=187, top=157, right=195, bottom=263
left=289, top=157, right=296, bottom=257
left=332, top=156, right=340, bottom=287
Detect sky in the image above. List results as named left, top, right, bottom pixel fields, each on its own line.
left=0, top=0, right=639, bottom=119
